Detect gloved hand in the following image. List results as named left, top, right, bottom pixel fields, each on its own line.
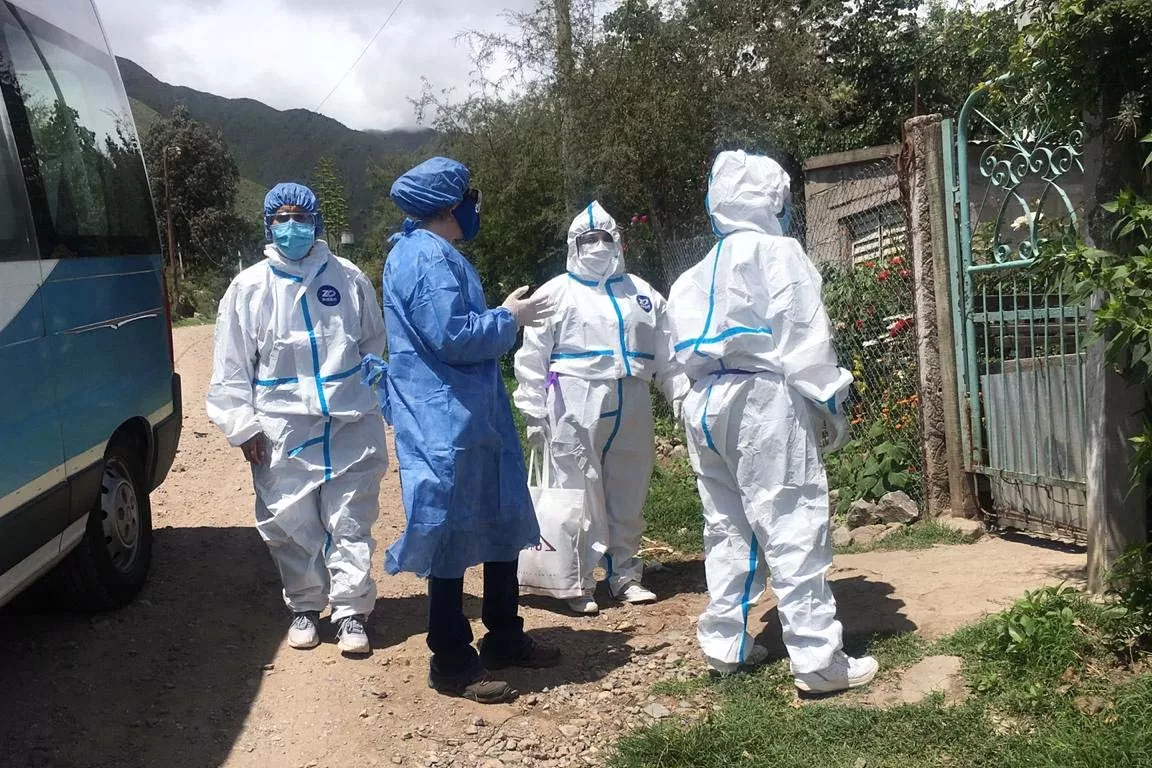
left=502, top=286, right=555, bottom=328
left=823, top=412, right=850, bottom=454
left=525, top=417, right=548, bottom=450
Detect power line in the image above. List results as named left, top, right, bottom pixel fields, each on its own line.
left=315, top=0, right=407, bottom=112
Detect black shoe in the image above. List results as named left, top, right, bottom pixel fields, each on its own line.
left=479, top=634, right=562, bottom=671
left=428, top=671, right=515, bottom=704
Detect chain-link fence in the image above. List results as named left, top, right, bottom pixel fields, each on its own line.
left=804, top=156, right=920, bottom=513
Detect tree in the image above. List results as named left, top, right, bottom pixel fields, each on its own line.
left=142, top=105, right=251, bottom=314
left=312, top=156, right=350, bottom=252
left=406, top=0, right=1021, bottom=297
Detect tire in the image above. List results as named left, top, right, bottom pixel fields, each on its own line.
left=51, top=442, right=153, bottom=611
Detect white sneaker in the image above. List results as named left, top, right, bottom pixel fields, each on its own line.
left=707, top=643, right=771, bottom=675
left=794, top=653, right=879, bottom=693
left=287, top=611, right=320, bottom=650
left=567, top=594, right=600, bottom=615
left=616, top=582, right=657, bottom=604
left=336, top=614, right=371, bottom=655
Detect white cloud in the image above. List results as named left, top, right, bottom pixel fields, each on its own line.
left=93, top=0, right=541, bottom=131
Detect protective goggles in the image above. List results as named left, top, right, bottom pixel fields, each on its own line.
left=575, top=229, right=613, bottom=248
left=462, top=187, right=482, bottom=213
left=266, top=211, right=317, bottom=226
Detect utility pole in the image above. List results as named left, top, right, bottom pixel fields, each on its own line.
left=162, top=145, right=182, bottom=303
left=554, top=0, right=577, bottom=216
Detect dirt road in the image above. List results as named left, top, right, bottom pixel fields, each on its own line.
left=1, top=324, right=1087, bottom=768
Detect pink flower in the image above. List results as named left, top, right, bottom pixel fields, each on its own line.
left=631, top=215, right=640, bottom=225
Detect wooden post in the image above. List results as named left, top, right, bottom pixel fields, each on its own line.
left=902, top=114, right=978, bottom=518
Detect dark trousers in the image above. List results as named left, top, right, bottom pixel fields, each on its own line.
left=427, top=559, right=524, bottom=680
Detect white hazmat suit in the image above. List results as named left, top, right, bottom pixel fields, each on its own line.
left=514, top=202, right=687, bottom=603
left=668, top=151, right=870, bottom=685
left=207, top=240, right=389, bottom=621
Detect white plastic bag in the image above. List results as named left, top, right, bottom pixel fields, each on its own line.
left=518, top=449, right=588, bottom=599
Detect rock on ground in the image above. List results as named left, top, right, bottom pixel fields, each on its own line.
left=898, top=656, right=967, bottom=705
left=832, top=526, right=852, bottom=548
left=849, top=524, right=889, bottom=547
left=877, top=491, right=920, bottom=524
left=939, top=517, right=985, bottom=543
left=847, top=500, right=880, bottom=529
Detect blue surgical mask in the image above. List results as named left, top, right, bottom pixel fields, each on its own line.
left=778, top=201, right=793, bottom=236
left=271, top=220, right=316, bottom=261
left=452, top=199, right=481, bottom=241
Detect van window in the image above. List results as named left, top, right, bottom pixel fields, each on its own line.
left=0, top=1, right=159, bottom=259
left=0, top=105, right=35, bottom=262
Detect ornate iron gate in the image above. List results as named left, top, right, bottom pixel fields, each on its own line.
left=942, top=81, right=1091, bottom=539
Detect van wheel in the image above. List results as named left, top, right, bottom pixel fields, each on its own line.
left=53, top=443, right=153, bottom=611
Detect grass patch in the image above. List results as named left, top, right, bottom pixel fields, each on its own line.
left=651, top=676, right=713, bottom=698
left=864, top=631, right=931, bottom=672
left=643, top=458, right=704, bottom=554
left=612, top=585, right=1152, bottom=768
left=835, top=518, right=971, bottom=555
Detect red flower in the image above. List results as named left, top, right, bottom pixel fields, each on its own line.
left=888, top=318, right=911, bottom=337
left=864, top=261, right=876, bottom=269
left=631, top=215, right=640, bottom=225
left=640, top=215, right=649, bottom=224
left=899, top=269, right=912, bottom=278
left=891, top=256, right=905, bottom=266
left=877, top=270, right=891, bottom=281
left=855, top=319, right=864, bottom=330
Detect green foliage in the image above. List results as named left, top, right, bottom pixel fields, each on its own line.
left=1108, top=543, right=1152, bottom=634
left=642, top=459, right=705, bottom=553
left=830, top=426, right=920, bottom=512
left=140, top=104, right=262, bottom=314
left=981, top=585, right=1085, bottom=669
left=312, top=156, right=350, bottom=249
left=417, top=0, right=1017, bottom=296
left=1011, top=0, right=1152, bottom=133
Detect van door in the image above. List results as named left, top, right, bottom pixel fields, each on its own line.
left=0, top=1, right=169, bottom=526
left=0, top=49, right=66, bottom=577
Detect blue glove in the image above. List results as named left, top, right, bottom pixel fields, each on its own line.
left=360, top=354, right=392, bottom=425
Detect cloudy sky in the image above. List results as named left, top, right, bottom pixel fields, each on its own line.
left=94, top=0, right=544, bottom=132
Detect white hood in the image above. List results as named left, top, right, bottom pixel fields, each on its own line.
left=707, top=151, right=789, bottom=237
left=566, top=201, right=626, bottom=281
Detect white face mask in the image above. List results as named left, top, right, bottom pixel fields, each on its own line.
left=579, top=241, right=617, bottom=276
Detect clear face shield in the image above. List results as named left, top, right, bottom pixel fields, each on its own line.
left=575, top=229, right=617, bottom=276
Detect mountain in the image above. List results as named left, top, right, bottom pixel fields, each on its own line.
left=116, top=58, right=434, bottom=240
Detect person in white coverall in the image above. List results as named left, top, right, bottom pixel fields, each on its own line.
left=666, top=152, right=878, bottom=692
left=514, top=201, right=688, bottom=615
left=206, top=182, right=388, bottom=656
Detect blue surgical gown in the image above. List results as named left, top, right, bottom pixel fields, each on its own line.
left=382, top=228, right=539, bottom=578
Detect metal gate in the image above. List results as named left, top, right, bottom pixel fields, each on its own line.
left=942, top=81, right=1091, bottom=539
